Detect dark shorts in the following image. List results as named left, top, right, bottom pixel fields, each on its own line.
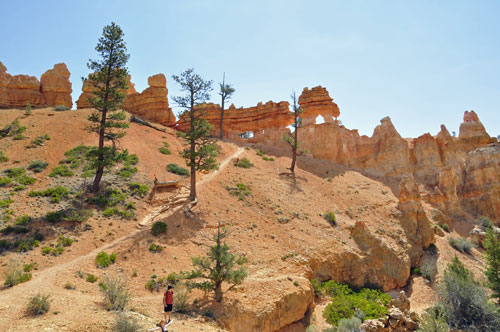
left=164, top=304, right=173, bottom=312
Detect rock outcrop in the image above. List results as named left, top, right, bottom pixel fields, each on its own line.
left=217, top=276, right=313, bottom=332
left=176, top=101, right=293, bottom=139
left=459, top=110, right=492, bottom=150
left=0, top=61, right=45, bottom=108
left=40, top=63, right=72, bottom=108
left=76, top=74, right=135, bottom=109
left=123, top=74, right=175, bottom=126
left=298, top=86, right=340, bottom=125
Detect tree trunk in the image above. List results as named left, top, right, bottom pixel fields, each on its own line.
left=92, top=107, right=107, bottom=192
left=215, top=281, right=223, bottom=302
left=189, top=93, right=196, bottom=201
left=220, top=98, right=224, bottom=139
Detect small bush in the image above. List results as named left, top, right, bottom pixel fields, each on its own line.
left=29, top=185, right=70, bottom=203
left=45, top=210, right=65, bottom=222
left=175, top=283, right=190, bottom=313
left=440, top=223, right=450, bottom=233
left=166, top=163, right=189, bottom=176
left=449, top=237, right=475, bottom=254
left=100, top=274, right=130, bottom=311
left=227, top=182, right=252, bottom=201
left=86, top=274, right=98, bottom=283
left=23, top=263, right=37, bottom=272
left=323, top=211, right=337, bottom=225
left=13, top=133, right=25, bottom=140
left=234, top=157, right=254, bottom=168
left=58, top=235, right=74, bottom=247
left=26, top=293, right=50, bottom=316
left=3, top=258, right=32, bottom=287
left=28, top=134, right=50, bottom=147
left=54, top=105, right=70, bottom=111
left=337, top=316, right=362, bottom=332
left=87, top=188, right=127, bottom=208
left=96, top=251, right=117, bottom=268
left=149, top=244, right=163, bottom=253
left=0, top=176, right=12, bottom=187
left=16, top=175, right=36, bottom=185
left=417, top=306, right=450, bottom=332
left=1, top=119, right=26, bottom=138
left=4, top=167, right=25, bottom=178
left=256, top=149, right=265, bottom=156
left=0, top=151, right=8, bottom=163
left=25, top=103, right=32, bottom=115
left=477, top=216, right=494, bottom=229
left=15, top=214, right=31, bottom=225
left=64, top=282, right=76, bottom=290
left=159, top=142, right=171, bottom=155
left=117, top=165, right=138, bottom=178
left=167, top=272, right=180, bottom=285
left=0, top=198, right=14, bottom=208
left=129, top=182, right=149, bottom=197
left=114, top=313, right=141, bottom=332
left=151, top=221, right=167, bottom=236
left=1, top=225, right=30, bottom=235
left=49, top=165, right=74, bottom=177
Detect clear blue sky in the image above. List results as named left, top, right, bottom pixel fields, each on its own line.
left=1, top=0, right=499, bottom=138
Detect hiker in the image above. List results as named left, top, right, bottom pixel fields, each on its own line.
left=146, top=319, right=173, bottom=332
left=163, top=285, right=174, bottom=322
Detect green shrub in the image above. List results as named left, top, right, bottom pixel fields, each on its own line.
left=28, top=134, right=50, bottom=147
left=87, top=188, right=127, bottom=208
left=417, top=306, right=449, bottom=332
left=0, top=151, right=8, bottom=163
left=149, top=244, right=163, bottom=253
left=439, top=256, right=500, bottom=331
left=1, top=225, right=30, bottom=235
left=0, top=198, right=14, bottom=208
left=166, top=163, right=189, bottom=176
left=3, top=258, right=32, bottom=287
left=54, top=105, right=70, bottom=111
left=29, top=185, right=70, bottom=203
left=96, top=251, right=117, bottom=268
left=15, top=215, right=31, bottom=225
left=16, top=174, right=36, bottom=185
left=100, top=274, right=130, bottom=311
left=151, top=221, right=167, bottom=236
left=26, top=293, right=50, bottom=316
left=449, top=237, right=475, bottom=254
left=58, top=235, right=74, bottom=247
left=61, top=145, right=92, bottom=169
left=12, top=184, right=26, bottom=191
left=234, top=157, right=253, bottom=168
left=323, top=211, right=336, bottom=225
left=64, top=282, right=76, bottom=290
left=440, top=223, right=450, bottom=233
left=256, top=149, right=265, bottom=156
left=27, top=160, right=49, bottom=173
left=25, top=103, right=32, bottom=115
left=23, top=262, right=37, bottom=272
left=117, top=165, right=138, bottom=178
left=129, top=182, right=149, bottom=197
left=320, top=280, right=391, bottom=326
left=49, top=165, right=74, bottom=177
left=45, top=210, right=65, bottom=222
left=337, top=317, right=362, bottom=332
left=86, top=274, right=98, bottom=283
left=4, top=167, right=25, bottom=178
left=0, top=176, right=12, bottom=187
left=174, top=284, right=190, bottom=313
left=167, top=272, right=180, bottom=285
left=1, top=119, right=26, bottom=138
left=124, top=153, right=138, bottom=166
left=13, top=133, right=25, bottom=140
left=114, top=313, right=141, bottom=332
left=159, top=142, right=171, bottom=155
left=227, top=182, right=252, bottom=200
left=478, top=216, right=494, bottom=229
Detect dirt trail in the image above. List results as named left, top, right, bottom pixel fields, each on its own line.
left=0, top=147, right=245, bottom=297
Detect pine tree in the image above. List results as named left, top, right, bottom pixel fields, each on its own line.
left=85, top=22, right=130, bottom=193
left=172, top=69, right=218, bottom=202
left=484, top=227, right=500, bottom=303
left=218, top=73, right=235, bottom=138
left=181, top=222, right=248, bottom=302
left=282, top=91, right=305, bottom=174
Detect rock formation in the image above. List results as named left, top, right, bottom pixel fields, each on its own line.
left=459, top=110, right=492, bottom=150
left=123, top=74, right=175, bottom=126
left=76, top=74, right=135, bottom=109
left=176, top=101, right=293, bottom=139
left=0, top=61, right=45, bottom=108
left=298, top=86, right=340, bottom=125
left=40, top=63, right=72, bottom=108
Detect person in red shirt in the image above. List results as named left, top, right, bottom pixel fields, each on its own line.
left=163, top=285, right=174, bottom=322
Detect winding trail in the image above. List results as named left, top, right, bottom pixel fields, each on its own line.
left=0, top=147, right=245, bottom=297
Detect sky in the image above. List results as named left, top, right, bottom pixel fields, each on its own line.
left=1, top=0, right=499, bottom=138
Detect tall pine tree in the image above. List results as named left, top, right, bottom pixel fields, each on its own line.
left=484, top=227, right=500, bottom=304
left=172, top=69, right=218, bottom=202
left=282, top=91, right=305, bottom=174
left=218, top=73, right=235, bottom=138
left=85, top=22, right=130, bottom=192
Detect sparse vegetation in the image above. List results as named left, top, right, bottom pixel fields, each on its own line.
left=0, top=198, right=14, bottom=209
left=323, top=211, right=337, bottom=225
left=114, top=313, right=141, bottom=332
left=26, top=293, right=50, bottom=316
left=226, top=182, right=251, bottom=201
left=440, top=223, right=450, bottom=233
left=15, top=214, right=31, bottom=225
left=0, top=151, right=8, bottom=163
left=4, top=167, right=25, bottom=178
left=25, top=103, right=32, bottom=115
left=27, top=160, right=49, bottom=173
left=49, top=165, right=74, bottom=177
left=337, top=317, right=362, bottom=332
left=233, top=157, right=253, bottom=168
left=96, top=251, right=117, bottom=268
left=28, top=134, right=50, bottom=148
left=3, top=258, right=32, bottom=287
left=174, top=283, right=190, bottom=313
left=449, top=237, right=475, bottom=254
left=0, top=176, right=12, bottom=187
left=129, top=182, right=149, bottom=197
left=29, top=185, right=70, bottom=203
left=64, top=282, right=76, bottom=290
left=151, top=221, right=167, bottom=236
left=54, top=105, right=70, bottom=111
left=159, top=141, right=171, bottom=155
left=417, top=306, right=449, bottom=332
left=100, top=274, right=130, bottom=311
left=86, top=274, right=98, bottom=283
left=1, top=119, right=26, bottom=138
left=149, top=243, right=163, bottom=253
left=166, top=163, right=189, bottom=176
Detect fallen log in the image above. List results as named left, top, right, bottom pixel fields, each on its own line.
left=130, top=115, right=166, bottom=133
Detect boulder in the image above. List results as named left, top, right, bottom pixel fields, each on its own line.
left=40, top=63, right=72, bottom=108
left=389, top=291, right=410, bottom=313
left=298, top=86, right=340, bottom=125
